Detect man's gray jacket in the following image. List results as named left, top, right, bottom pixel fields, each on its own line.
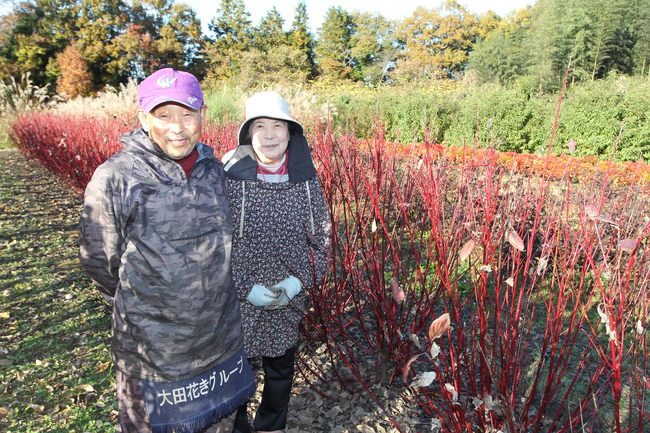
left=79, top=128, right=243, bottom=382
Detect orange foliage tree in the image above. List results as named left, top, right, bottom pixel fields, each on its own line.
left=55, top=44, right=93, bottom=99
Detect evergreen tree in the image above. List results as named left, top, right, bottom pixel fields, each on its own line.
left=208, top=0, right=252, bottom=53
left=528, top=0, right=635, bottom=88
left=75, top=0, right=129, bottom=87
left=468, top=7, right=533, bottom=85
left=255, top=6, right=286, bottom=50
left=1, top=0, right=78, bottom=86
left=206, top=0, right=253, bottom=79
left=315, top=6, right=355, bottom=79
left=289, top=1, right=315, bottom=77
left=155, top=3, right=205, bottom=75
left=238, top=45, right=311, bottom=86
left=628, top=0, right=650, bottom=77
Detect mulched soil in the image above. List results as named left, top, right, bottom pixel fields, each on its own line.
left=0, top=148, right=423, bottom=433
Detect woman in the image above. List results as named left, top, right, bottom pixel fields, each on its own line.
left=222, top=92, right=330, bottom=433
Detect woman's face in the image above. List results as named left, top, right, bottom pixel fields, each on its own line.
left=250, top=117, right=289, bottom=165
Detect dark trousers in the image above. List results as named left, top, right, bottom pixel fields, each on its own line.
left=234, top=346, right=296, bottom=432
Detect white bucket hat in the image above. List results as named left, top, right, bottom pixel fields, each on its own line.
left=237, top=92, right=304, bottom=146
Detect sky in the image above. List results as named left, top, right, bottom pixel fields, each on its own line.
left=187, top=0, right=534, bottom=34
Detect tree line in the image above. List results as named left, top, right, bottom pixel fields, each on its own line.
left=1, top=0, right=649, bottom=98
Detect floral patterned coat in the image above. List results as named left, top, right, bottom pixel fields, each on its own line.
left=222, top=135, right=330, bottom=358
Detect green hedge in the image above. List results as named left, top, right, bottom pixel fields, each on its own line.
left=201, top=76, right=650, bottom=163
left=553, top=77, right=650, bottom=161
left=443, top=85, right=552, bottom=154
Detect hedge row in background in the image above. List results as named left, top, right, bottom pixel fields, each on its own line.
left=11, top=111, right=650, bottom=194
left=313, top=76, right=650, bottom=162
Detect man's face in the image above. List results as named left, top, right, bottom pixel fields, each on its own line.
left=137, top=102, right=207, bottom=160
left=250, top=117, right=290, bottom=166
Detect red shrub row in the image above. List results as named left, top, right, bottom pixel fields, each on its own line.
left=10, top=112, right=240, bottom=193
left=11, top=111, right=650, bottom=195
left=11, top=110, right=650, bottom=432
left=11, top=112, right=132, bottom=192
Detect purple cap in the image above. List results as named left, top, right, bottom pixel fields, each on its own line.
left=138, top=68, right=204, bottom=114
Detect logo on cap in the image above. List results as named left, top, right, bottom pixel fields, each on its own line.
left=188, top=97, right=198, bottom=105
left=156, top=75, right=178, bottom=88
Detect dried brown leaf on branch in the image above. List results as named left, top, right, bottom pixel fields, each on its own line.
left=402, top=354, right=422, bottom=382
left=505, top=229, right=525, bottom=252
left=429, top=313, right=451, bottom=340
left=410, top=371, right=436, bottom=388
left=444, top=383, right=458, bottom=403
left=409, top=333, right=422, bottom=349
left=536, top=257, right=548, bottom=276
left=585, top=204, right=619, bottom=227
left=430, top=341, right=440, bottom=359
left=636, top=320, right=645, bottom=335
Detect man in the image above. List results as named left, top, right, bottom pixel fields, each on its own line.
left=79, top=68, right=255, bottom=433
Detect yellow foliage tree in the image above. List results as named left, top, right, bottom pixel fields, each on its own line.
left=396, top=0, right=477, bottom=81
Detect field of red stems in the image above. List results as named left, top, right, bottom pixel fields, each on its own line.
left=11, top=108, right=650, bottom=432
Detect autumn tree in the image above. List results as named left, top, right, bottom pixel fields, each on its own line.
left=107, top=0, right=206, bottom=81
left=395, top=0, right=478, bottom=82
left=55, top=42, right=92, bottom=98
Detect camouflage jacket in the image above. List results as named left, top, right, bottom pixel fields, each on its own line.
left=79, top=128, right=244, bottom=382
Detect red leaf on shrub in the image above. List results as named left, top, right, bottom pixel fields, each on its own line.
left=585, top=204, right=599, bottom=219
left=391, top=276, right=405, bottom=303
left=429, top=313, right=451, bottom=340
left=459, top=239, right=475, bottom=261
left=568, top=139, right=576, bottom=155
left=585, top=204, right=618, bottom=226
left=403, top=354, right=421, bottom=383
left=618, top=239, right=637, bottom=251
left=505, top=229, right=525, bottom=252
